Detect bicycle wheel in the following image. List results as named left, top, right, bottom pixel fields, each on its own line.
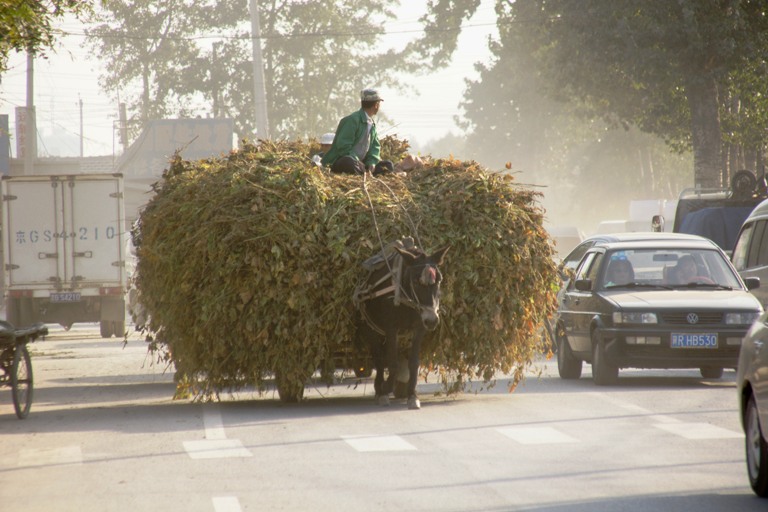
left=11, top=344, right=33, bottom=419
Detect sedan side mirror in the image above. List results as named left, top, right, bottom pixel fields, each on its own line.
left=575, top=279, right=593, bottom=291
left=745, top=277, right=761, bottom=290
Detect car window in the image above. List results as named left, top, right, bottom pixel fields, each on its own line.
left=599, top=247, right=742, bottom=289
left=732, top=222, right=753, bottom=271
left=757, top=221, right=768, bottom=267
left=562, top=241, right=595, bottom=273
left=572, top=252, right=597, bottom=285
left=747, top=220, right=767, bottom=269
left=585, top=253, right=604, bottom=282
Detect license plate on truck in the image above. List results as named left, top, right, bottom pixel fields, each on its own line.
left=671, top=333, right=717, bottom=348
left=50, top=292, right=81, bottom=303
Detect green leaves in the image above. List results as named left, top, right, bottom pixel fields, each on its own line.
left=85, top=0, right=416, bottom=140
left=134, top=138, right=559, bottom=399
left=0, top=0, right=92, bottom=73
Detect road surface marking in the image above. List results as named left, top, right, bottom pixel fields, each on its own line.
left=342, top=435, right=417, bottom=452
left=184, top=439, right=252, bottom=459
left=592, top=392, right=708, bottom=426
left=212, top=496, right=242, bottom=512
left=497, top=427, right=578, bottom=445
left=17, top=445, right=83, bottom=467
left=654, top=422, right=742, bottom=440
left=203, top=404, right=227, bottom=440
left=591, top=392, right=654, bottom=415
left=649, top=414, right=681, bottom=424
left=184, top=404, right=252, bottom=459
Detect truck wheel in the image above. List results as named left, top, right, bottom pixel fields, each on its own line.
left=732, top=169, right=757, bottom=198
left=100, top=320, right=114, bottom=338
left=6, top=298, right=20, bottom=327
left=113, top=320, right=125, bottom=338
left=8, top=298, right=35, bottom=328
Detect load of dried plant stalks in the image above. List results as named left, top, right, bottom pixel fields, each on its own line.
left=132, top=136, right=558, bottom=400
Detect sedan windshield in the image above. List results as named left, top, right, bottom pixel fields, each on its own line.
left=601, top=248, right=742, bottom=290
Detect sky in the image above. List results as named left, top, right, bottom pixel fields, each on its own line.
left=0, top=1, right=498, bottom=159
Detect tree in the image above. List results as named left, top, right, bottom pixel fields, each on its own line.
left=456, top=1, right=590, bottom=175
left=520, top=0, right=768, bottom=189
left=412, top=0, right=768, bottom=189
left=85, top=1, right=242, bottom=137
left=721, top=53, right=768, bottom=173
left=85, top=0, right=418, bottom=142
left=0, top=0, right=92, bottom=73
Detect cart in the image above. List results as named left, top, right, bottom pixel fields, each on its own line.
left=0, top=321, right=48, bottom=419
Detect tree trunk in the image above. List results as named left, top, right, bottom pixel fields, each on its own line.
left=686, top=75, right=722, bottom=189
left=745, top=147, right=757, bottom=172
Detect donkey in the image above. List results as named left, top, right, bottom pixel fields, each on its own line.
left=353, top=238, right=449, bottom=409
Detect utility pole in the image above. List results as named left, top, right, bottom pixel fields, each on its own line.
left=249, top=0, right=270, bottom=139
left=212, top=42, right=220, bottom=118
left=119, top=103, right=128, bottom=148
left=24, top=50, right=36, bottom=175
left=79, top=96, right=84, bottom=157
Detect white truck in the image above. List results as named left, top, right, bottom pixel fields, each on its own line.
left=2, top=174, right=128, bottom=337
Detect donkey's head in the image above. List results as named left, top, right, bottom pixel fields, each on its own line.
left=396, top=245, right=449, bottom=331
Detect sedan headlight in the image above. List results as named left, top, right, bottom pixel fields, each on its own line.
left=725, top=312, right=761, bottom=325
left=612, top=312, right=658, bottom=324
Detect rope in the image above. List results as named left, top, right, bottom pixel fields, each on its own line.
left=360, top=171, right=394, bottom=273
left=356, top=169, right=426, bottom=335
left=359, top=170, right=418, bottom=307
left=369, top=172, right=423, bottom=249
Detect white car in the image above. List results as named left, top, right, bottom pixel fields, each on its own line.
left=737, top=311, right=768, bottom=497
left=555, top=235, right=762, bottom=384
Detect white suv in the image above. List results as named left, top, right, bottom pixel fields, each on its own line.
left=732, top=198, right=768, bottom=308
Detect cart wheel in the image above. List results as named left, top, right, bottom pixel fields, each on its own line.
left=275, top=371, right=304, bottom=403
left=11, top=344, right=33, bottom=419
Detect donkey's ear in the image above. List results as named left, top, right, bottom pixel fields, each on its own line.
left=394, top=245, right=420, bottom=261
left=430, top=245, right=450, bottom=265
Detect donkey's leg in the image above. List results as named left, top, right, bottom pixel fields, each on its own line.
left=371, top=338, right=386, bottom=403
left=357, top=320, right=386, bottom=404
left=407, top=330, right=424, bottom=410
left=382, top=329, right=399, bottom=397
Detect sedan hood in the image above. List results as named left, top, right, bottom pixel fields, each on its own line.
left=603, top=289, right=762, bottom=311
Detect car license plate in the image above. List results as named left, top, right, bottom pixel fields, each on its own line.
left=50, top=292, right=81, bottom=303
left=671, top=333, right=717, bottom=348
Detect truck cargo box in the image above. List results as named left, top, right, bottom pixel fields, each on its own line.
left=2, top=174, right=127, bottom=336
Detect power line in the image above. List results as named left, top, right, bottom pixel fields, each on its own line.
left=59, top=20, right=498, bottom=42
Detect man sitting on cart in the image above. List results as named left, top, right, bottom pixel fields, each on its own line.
left=321, top=88, right=394, bottom=176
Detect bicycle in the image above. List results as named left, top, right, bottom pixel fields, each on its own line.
left=0, top=321, right=48, bottom=419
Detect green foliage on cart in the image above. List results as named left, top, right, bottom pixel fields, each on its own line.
left=131, top=136, right=559, bottom=399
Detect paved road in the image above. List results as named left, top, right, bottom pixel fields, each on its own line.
left=0, top=324, right=763, bottom=511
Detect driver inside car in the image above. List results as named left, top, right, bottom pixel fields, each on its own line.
left=604, top=259, right=634, bottom=287
left=671, top=255, right=710, bottom=284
